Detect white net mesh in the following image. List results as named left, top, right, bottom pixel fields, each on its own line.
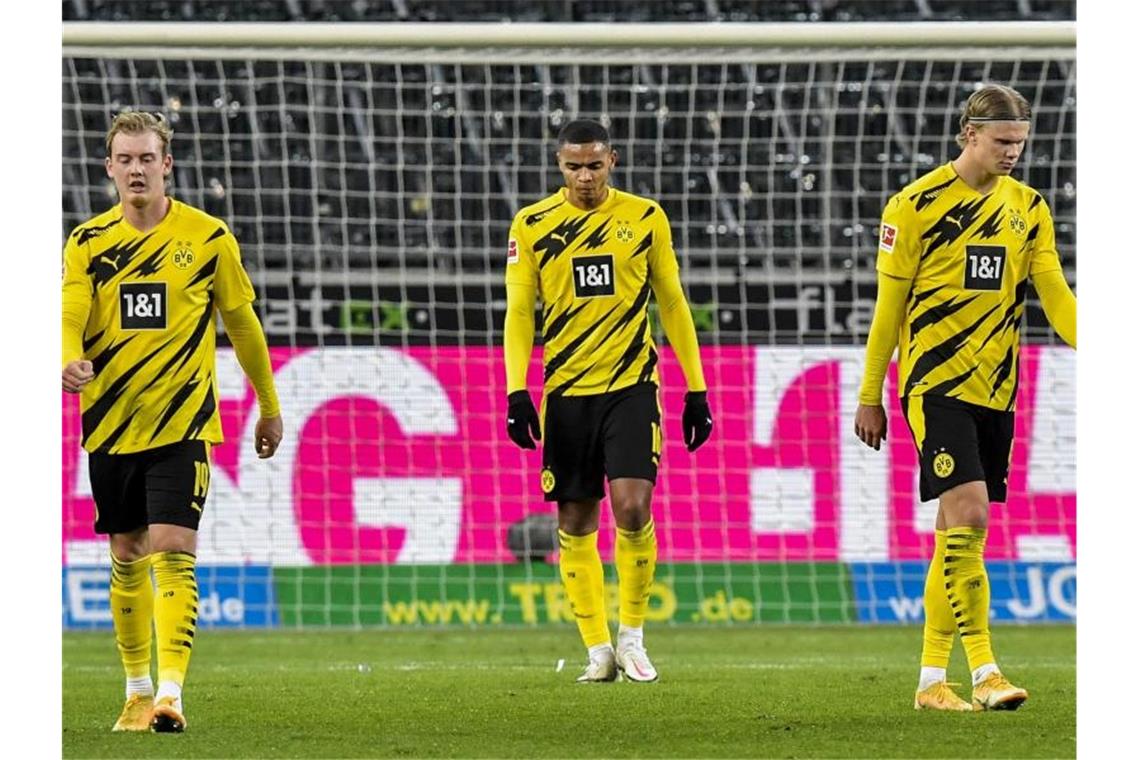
left=61, top=43, right=1076, bottom=629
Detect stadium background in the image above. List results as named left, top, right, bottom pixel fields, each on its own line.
left=61, top=1, right=1076, bottom=632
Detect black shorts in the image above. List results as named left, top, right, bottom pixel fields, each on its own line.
left=89, top=440, right=211, bottom=534
left=540, top=382, right=662, bottom=502
left=901, top=394, right=1015, bottom=503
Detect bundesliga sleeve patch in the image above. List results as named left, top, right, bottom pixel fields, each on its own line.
left=879, top=223, right=897, bottom=253
left=507, top=238, right=519, bottom=264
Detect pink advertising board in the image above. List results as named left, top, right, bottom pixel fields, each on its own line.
left=62, top=346, right=1075, bottom=566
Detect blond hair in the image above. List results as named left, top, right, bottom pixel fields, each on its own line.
left=105, top=110, right=173, bottom=157
left=955, top=84, right=1031, bottom=148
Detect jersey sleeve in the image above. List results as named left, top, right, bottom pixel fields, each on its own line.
left=504, top=212, right=539, bottom=287
left=875, top=194, right=921, bottom=280
left=212, top=226, right=257, bottom=312
left=61, top=232, right=92, bottom=365
left=1028, top=195, right=1063, bottom=277
left=646, top=204, right=681, bottom=280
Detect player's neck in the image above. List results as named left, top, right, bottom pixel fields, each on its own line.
left=951, top=155, right=1000, bottom=195
left=564, top=186, right=610, bottom=211
left=121, top=196, right=172, bottom=233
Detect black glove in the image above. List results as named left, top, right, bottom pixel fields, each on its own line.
left=506, top=390, right=542, bottom=450
left=682, top=391, right=713, bottom=452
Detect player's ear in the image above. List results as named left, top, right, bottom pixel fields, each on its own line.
left=163, top=152, right=173, bottom=176
left=104, top=156, right=113, bottom=178
left=608, top=149, right=618, bottom=168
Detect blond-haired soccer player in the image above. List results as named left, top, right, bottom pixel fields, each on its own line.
left=62, top=111, right=283, bottom=732
left=854, top=85, right=1076, bottom=712
left=503, top=119, right=712, bottom=683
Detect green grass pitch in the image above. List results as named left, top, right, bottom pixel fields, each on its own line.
left=63, top=625, right=1074, bottom=758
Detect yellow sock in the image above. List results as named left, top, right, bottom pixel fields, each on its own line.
left=615, top=519, right=657, bottom=629
left=921, top=530, right=954, bottom=669
left=558, top=530, right=610, bottom=647
left=152, top=551, right=199, bottom=688
left=110, top=553, right=153, bottom=684
left=943, top=527, right=995, bottom=672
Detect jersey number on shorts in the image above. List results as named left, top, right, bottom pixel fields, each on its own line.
left=964, top=245, right=1005, bottom=291
left=119, top=282, right=168, bottom=329
left=193, top=461, right=210, bottom=499
left=572, top=254, right=615, bottom=297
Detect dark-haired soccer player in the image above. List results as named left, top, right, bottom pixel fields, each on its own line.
left=854, top=85, right=1076, bottom=712
left=62, top=111, right=283, bottom=732
left=503, top=119, right=712, bottom=683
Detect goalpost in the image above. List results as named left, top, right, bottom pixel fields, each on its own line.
left=61, top=21, right=1077, bottom=629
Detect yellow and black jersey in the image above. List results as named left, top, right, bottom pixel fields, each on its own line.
left=506, top=187, right=680, bottom=397
left=877, top=162, right=1063, bottom=411
left=62, top=198, right=256, bottom=454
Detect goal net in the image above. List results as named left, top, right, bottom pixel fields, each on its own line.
left=61, top=22, right=1076, bottom=629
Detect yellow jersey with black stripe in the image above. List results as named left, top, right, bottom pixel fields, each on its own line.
left=62, top=198, right=256, bottom=454
left=506, top=187, right=680, bottom=396
left=877, top=163, right=1063, bottom=411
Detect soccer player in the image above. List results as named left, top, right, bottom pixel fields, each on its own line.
left=502, top=119, right=712, bottom=683
left=61, top=111, right=283, bottom=733
left=854, top=85, right=1076, bottom=712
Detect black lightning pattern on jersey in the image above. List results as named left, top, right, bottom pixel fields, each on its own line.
left=73, top=217, right=122, bottom=246
left=877, top=163, right=1064, bottom=410
left=124, top=243, right=169, bottom=279
left=507, top=188, right=682, bottom=396
left=909, top=175, right=958, bottom=212
left=921, top=196, right=990, bottom=259
left=903, top=304, right=1001, bottom=396
left=88, top=234, right=156, bottom=289
left=63, top=199, right=257, bottom=453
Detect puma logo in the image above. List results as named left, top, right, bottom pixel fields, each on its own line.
left=551, top=232, right=567, bottom=244
left=946, top=215, right=963, bottom=229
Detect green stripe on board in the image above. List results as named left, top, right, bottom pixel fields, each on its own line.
left=272, top=563, right=854, bottom=627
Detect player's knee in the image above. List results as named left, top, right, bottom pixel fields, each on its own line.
left=109, top=528, right=149, bottom=562
left=611, top=495, right=652, bottom=531
left=940, top=483, right=990, bottom=528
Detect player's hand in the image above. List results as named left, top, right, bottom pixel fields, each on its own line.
left=62, top=360, right=95, bottom=394
left=682, top=391, right=713, bottom=452
left=854, top=404, right=887, bottom=450
left=255, top=415, right=283, bottom=459
left=506, top=390, right=541, bottom=450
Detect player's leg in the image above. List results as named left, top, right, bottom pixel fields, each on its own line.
left=902, top=396, right=972, bottom=711
left=90, top=451, right=157, bottom=731
left=604, top=384, right=661, bottom=683
left=958, top=405, right=1028, bottom=711
left=543, top=394, right=614, bottom=681
left=145, top=441, right=210, bottom=732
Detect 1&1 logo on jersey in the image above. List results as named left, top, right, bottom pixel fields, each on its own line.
left=572, top=254, right=615, bottom=297
left=119, top=282, right=168, bottom=330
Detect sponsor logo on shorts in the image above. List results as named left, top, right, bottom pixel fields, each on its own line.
left=933, top=451, right=955, bottom=478
left=507, top=238, right=519, bottom=264
left=540, top=468, right=556, bottom=494
left=879, top=223, right=897, bottom=253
